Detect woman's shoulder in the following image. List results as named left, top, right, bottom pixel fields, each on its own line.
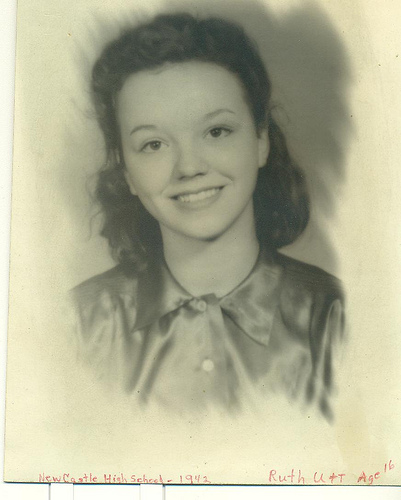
left=272, top=252, right=346, bottom=349
left=275, top=252, right=344, bottom=300
left=69, top=265, right=142, bottom=348
left=70, top=265, right=140, bottom=311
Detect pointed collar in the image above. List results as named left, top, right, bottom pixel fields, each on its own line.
left=134, top=249, right=283, bottom=346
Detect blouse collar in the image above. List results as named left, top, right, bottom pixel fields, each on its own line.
left=134, top=249, right=283, bottom=346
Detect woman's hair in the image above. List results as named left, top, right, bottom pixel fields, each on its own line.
left=92, top=13, right=309, bottom=272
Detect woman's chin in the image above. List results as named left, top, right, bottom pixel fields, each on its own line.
left=160, top=222, right=230, bottom=245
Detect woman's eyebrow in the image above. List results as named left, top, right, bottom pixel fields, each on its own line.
left=129, top=109, right=236, bottom=135
left=203, top=108, right=236, bottom=120
left=129, top=124, right=157, bottom=136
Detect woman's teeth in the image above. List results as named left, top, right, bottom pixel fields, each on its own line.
left=177, top=187, right=220, bottom=203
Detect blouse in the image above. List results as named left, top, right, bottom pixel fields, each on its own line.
left=70, top=249, right=345, bottom=420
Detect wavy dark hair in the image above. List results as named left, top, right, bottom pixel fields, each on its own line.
left=92, top=13, right=309, bottom=272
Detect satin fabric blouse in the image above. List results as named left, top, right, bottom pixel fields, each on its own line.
left=70, top=250, right=345, bottom=420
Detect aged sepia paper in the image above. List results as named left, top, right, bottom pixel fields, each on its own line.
left=4, top=0, right=401, bottom=486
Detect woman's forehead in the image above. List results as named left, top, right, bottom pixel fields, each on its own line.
left=119, top=60, right=242, bottom=96
left=116, top=61, right=250, bottom=125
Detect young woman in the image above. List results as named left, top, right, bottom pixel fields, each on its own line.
left=71, top=13, right=345, bottom=420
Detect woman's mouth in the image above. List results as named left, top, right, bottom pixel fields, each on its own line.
left=175, top=187, right=221, bottom=203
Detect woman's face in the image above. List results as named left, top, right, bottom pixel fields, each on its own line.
left=117, top=61, right=269, bottom=243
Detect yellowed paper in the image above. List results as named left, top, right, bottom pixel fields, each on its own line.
left=4, top=0, right=401, bottom=485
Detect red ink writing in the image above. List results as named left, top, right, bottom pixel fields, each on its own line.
left=358, top=460, right=395, bottom=485
left=39, top=473, right=98, bottom=483
left=39, top=471, right=210, bottom=484
left=129, top=474, right=165, bottom=484
left=179, top=475, right=211, bottom=484
left=328, top=473, right=346, bottom=484
left=269, top=469, right=305, bottom=484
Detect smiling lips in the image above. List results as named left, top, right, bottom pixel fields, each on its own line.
left=175, top=187, right=222, bottom=203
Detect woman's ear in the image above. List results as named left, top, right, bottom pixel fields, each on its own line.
left=123, top=170, right=138, bottom=196
left=257, top=128, right=270, bottom=168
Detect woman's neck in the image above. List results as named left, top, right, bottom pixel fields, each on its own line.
left=161, top=218, right=260, bottom=298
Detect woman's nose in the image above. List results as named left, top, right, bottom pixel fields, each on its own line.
left=173, top=142, right=208, bottom=179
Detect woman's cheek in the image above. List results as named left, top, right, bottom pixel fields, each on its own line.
left=134, top=166, right=172, bottom=196
left=124, top=153, right=168, bottom=191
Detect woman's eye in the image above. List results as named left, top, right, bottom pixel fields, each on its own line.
left=141, top=140, right=166, bottom=153
left=207, top=127, right=232, bottom=139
